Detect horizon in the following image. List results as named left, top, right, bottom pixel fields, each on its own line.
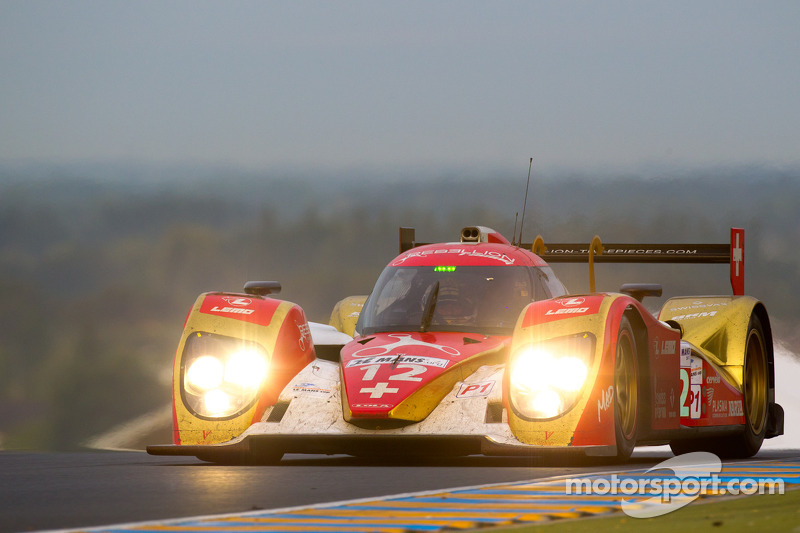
left=2, top=157, right=799, bottom=186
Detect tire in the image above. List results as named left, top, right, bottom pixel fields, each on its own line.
left=669, top=313, right=768, bottom=458
left=668, top=438, right=696, bottom=456
left=730, top=313, right=768, bottom=457
left=614, top=316, right=638, bottom=460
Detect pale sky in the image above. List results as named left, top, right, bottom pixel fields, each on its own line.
left=2, top=1, right=799, bottom=174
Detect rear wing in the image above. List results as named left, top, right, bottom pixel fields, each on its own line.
left=399, top=227, right=745, bottom=296
left=524, top=228, right=745, bottom=296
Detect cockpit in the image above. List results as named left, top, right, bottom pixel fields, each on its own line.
left=356, top=265, right=567, bottom=336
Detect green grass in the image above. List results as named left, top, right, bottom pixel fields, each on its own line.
left=493, top=487, right=800, bottom=532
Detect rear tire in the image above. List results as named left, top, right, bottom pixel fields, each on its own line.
left=669, top=313, right=768, bottom=458
left=729, top=313, right=768, bottom=457
left=614, top=316, right=638, bottom=460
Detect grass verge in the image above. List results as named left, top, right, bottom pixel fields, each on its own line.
left=494, top=487, right=800, bottom=532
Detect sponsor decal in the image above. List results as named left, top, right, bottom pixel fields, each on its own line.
left=671, top=311, right=718, bottom=321
left=654, top=389, right=667, bottom=420
left=729, top=400, right=744, bottom=417
left=545, top=307, right=590, bottom=316
left=222, top=297, right=252, bottom=307
left=392, top=248, right=516, bottom=266
left=351, top=403, right=392, bottom=409
left=560, top=297, right=586, bottom=307
left=296, top=321, right=312, bottom=351
left=545, top=296, right=590, bottom=316
left=597, top=386, right=614, bottom=422
left=549, top=247, right=703, bottom=256
left=680, top=342, right=692, bottom=367
left=713, top=399, right=728, bottom=414
left=210, top=306, right=255, bottom=315
left=653, top=339, right=677, bottom=356
left=208, top=296, right=256, bottom=315
left=346, top=355, right=449, bottom=368
left=604, top=248, right=700, bottom=256
left=456, top=381, right=495, bottom=398
left=524, top=296, right=603, bottom=326
left=657, top=384, right=677, bottom=421
left=292, top=382, right=332, bottom=396
left=200, top=295, right=280, bottom=324
left=668, top=301, right=729, bottom=312
left=655, top=391, right=666, bottom=406
left=690, top=359, right=703, bottom=385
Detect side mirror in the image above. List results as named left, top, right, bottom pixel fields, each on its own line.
left=620, top=283, right=662, bottom=302
left=244, top=281, right=282, bottom=296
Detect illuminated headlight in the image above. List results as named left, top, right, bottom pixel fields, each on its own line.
left=509, top=334, right=594, bottom=419
left=181, top=333, right=270, bottom=419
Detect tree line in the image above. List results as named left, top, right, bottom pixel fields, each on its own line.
left=0, top=164, right=797, bottom=449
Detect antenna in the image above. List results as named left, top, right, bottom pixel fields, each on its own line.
left=512, top=212, right=519, bottom=246
left=518, top=157, right=533, bottom=245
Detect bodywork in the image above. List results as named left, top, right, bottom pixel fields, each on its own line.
left=148, top=226, right=783, bottom=462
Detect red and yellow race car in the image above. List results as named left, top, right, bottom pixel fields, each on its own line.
left=147, top=226, right=784, bottom=463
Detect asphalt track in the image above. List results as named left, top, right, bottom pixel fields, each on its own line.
left=1, top=449, right=798, bottom=532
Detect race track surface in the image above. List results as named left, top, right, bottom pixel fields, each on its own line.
left=1, top=449, right=797, bottom=532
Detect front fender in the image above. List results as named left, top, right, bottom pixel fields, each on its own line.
left=328, top=295, right=368, bottom=337
left=172, top=292, right=315, bottom=445
left=659, top=295, right=778, bottom=439
left=506, top=293, right=678, bottom=449
left=659, top=295, right=772, bottom=387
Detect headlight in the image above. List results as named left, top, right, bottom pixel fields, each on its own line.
left=509, top=333, right=594, bottom=419
left=181, top=332, right=270, bottom=419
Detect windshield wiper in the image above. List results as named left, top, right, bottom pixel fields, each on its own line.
left=420, top=281, right=440, bottom=333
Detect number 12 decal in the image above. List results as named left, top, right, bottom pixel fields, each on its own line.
left=359, top=364, right=427, bottom=382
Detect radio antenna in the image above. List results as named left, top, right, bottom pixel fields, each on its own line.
left=518, top=157, right=533, bottom=246
left=512, top=212, right=519, bottom=246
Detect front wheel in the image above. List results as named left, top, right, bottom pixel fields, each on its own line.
left=614, top=316, right=638, bottom=460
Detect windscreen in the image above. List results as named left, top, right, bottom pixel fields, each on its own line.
left=358, top=265, right=562, bottom=335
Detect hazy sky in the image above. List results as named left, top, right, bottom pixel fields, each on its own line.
left=2, top=1, right=799, bottom=174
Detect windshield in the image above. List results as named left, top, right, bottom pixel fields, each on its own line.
left=358, top=265, right=564, bottom=335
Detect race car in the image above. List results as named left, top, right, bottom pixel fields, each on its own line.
left=147, top=226, right=784, bottom=463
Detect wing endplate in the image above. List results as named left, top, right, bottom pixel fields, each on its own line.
left=730, top=228, right=744, bottom=296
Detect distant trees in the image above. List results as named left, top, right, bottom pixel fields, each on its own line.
left=0, top=166, right=798, bottom=449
